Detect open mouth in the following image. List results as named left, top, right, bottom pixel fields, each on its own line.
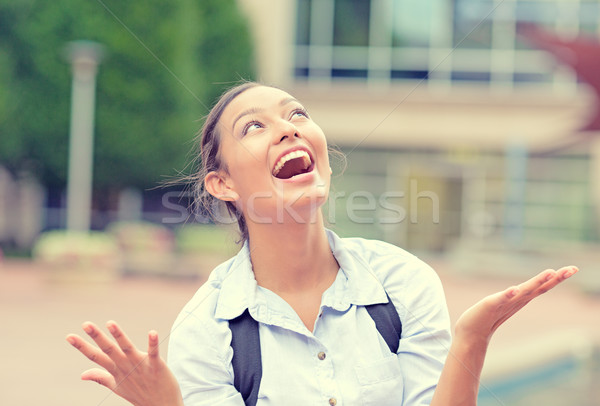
left=272, top=149, right=314, bottom=180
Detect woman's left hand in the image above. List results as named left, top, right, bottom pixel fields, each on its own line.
left=431, top=265, right=578, bottom=406
left=454, top=265, right=578, bottom=346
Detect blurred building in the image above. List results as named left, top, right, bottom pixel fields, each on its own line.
left=238, top=0, right=600, bottom=252
left=0, top=168, right=45, bottom=250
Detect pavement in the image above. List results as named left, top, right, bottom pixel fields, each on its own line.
left=1, top=256, right=599, bottom=406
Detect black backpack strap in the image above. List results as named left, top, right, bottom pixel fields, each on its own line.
left=229, top=309, right=262, bottom=406
left=364, top=293, right=403, bottom=354
left=228, top=294, right=402, bottom=406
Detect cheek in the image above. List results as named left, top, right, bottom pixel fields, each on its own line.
left=309, top=123, right=327, bottom=147
left=227, top=149, right=272, bottom=194
left=223, top=140, right=265, bottom=173
left=311, top=129, right=330, bottom=168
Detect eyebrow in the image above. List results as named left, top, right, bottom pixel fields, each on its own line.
left=232, top=107, right=263, bottom=132
left=231, top=97, right=302, bottom=132
left=279, top=97, right=300, bottom=106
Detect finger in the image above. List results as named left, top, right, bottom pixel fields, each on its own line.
left=106, top=320, right=142, bottom=361
left=82, top=322, right=128, bottom=364
left=482, top=286, right=519, bottom=307
left=545, top=265, right=578, bottom=290
left=66, top=334, right=115, bottom=372
left=476, top=267, right=578, bottom=335
left=501, top=266, right=578, bottom=316
left=557, top=265, right=578, bottom=280
left=532, top=266, right=578, bottom=295
left=81, top=368, right=117, bottom=391
left=515, top=269, right=557, bottom=297
left=147, top=330, right=160, bottom=364
left=499, top=271, right=553, bottom=316
left=503, top=285, right=520, bottom=299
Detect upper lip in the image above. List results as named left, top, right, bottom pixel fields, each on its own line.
left=271, top=145, right=314, bottom=175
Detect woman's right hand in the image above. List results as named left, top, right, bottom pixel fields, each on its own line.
left=66, top=321, right=184, bottom=406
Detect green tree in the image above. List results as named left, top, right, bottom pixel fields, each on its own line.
left=0, top=0, right=254, bottom=191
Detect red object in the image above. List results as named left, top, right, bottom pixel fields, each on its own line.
left=518, top=23, right=600, bottom=132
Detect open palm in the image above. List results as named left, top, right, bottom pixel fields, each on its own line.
left=454, top=266, right=578, bottom=345
left=66, top=321, right=183, bottom=406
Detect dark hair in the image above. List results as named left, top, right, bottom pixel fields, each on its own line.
left=194, top=81, right=261, bottom=243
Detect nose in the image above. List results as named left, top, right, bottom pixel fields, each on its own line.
left=275, top=120, right=300, bottom=143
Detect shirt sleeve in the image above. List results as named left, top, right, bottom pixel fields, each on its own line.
left=167, top=309, right=245, bottom=406
left=388, top=260, right=452, bottom=406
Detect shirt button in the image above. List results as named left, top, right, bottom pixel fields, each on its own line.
left=317, top=351, right=326, bottom=360
left=329, top=398, right=337, bottom=406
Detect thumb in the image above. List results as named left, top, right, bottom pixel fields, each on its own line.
left=81, top=368, right=117, bottom=391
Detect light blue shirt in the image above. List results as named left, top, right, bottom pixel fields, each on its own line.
left=168, top=230, right=451, bottom=406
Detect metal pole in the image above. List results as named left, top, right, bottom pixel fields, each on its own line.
left=65, top=41, right=104, bottom=232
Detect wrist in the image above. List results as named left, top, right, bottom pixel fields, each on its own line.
left=446, top=332, right=490, bottom=384
left=452, top=330, right=490, bottom=353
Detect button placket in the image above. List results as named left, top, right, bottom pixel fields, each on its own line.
left=310, top=339, right=337, bottom=406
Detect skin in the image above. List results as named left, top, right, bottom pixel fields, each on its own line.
left=431, top=266, right=577, bottom=406
left=66, top=85, right=579, bottom=406
left=66, top=321, right=183, bottom=406
left=204, top=86, right=339, bottom=329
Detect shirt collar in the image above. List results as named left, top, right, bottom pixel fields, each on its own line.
left=213, top=240, right=260, bottom=320
left=324, top=229, right=388, bottom=309
left=214, top=229, right=389, bottom=321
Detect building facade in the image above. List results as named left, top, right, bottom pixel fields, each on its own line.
left=238, top=0, right=600, bottom=251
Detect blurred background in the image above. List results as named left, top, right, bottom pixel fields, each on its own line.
left=0, top=0, right=599, bottom=405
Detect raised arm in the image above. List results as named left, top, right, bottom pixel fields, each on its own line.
left=430, top=266, right=578, bottom=406
left=66, top=321, right=184, bottom=406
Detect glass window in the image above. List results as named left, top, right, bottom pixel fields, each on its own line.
left=392, top=0, right=435, bottom=47
left=453, top=0, right=494, bottom=49
left=333, top=0, right=371, bottom=46
left=514, top=1, right=560, bottom=50
left=515, top=1, right=560, bottom=25
left=331, top=68, right=368, bottom=78
left=296, top=0, right=312, bottom=45
left=451, top=71, right=491, bottom=82
left=293, top=0, right=590, bottom=88
left=391, top=69, right=429, bottom=80
left=579, top=0, right=600, bottom=35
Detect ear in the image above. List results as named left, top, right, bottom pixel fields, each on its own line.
left=204, top=171, right=239, bottom=202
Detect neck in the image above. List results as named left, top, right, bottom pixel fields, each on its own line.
left=246, top=212, right=338, bottom=294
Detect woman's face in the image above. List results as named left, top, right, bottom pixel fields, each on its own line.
left=210, top=86, right=331, bottom=225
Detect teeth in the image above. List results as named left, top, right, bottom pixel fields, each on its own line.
left=272, top=150, right=311, bottom=176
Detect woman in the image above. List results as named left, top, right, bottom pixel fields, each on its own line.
left=66, top=82, right=578, bottom=406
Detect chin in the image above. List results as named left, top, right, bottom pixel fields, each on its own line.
left=279, top=186, right=329, bottom=221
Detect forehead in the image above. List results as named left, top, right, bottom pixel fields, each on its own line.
left=221, top=86, right=297, bottom=126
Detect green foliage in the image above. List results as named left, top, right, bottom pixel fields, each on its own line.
left=33, top=230, right=119, bottom=261
left=0, top=0, right=255, bottom=190
left=175, top=224, right=238, bottom=256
